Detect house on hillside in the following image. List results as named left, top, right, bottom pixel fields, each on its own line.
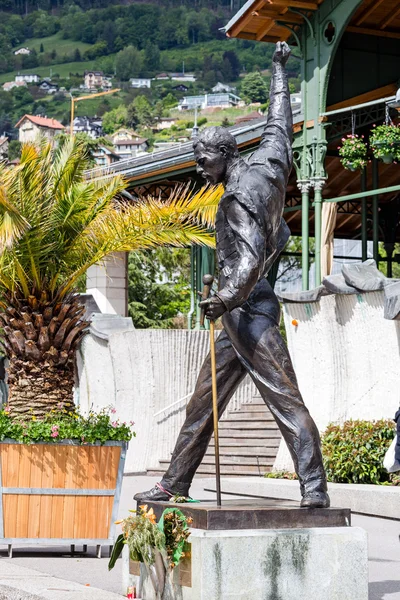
left=212, top=82, right=236, bottom=93
left=15, top=74, right=39, bottom=84
left=113, top=137, right=149, bottom=159
left=235, top=111, right=263, bottom=125
left=172, top=84, right=189, bottom=92
left=170, top=73, right=196, bottom=82
left=178, top=93, right=241, bottom=111
left=14, top=47, right=31, bottom=56
left=0, top=137, right=9, bottom=161
left=155, top=117, right=177, bottom=130
left=39, top=81, right=59, bottom=94
left=84, top=71, right=111, bottom=91
left=2, top=81, right=27, bottom=92
left=72, top=116, right=103, bottom=139
left=111, top=129, right=143, bottom=144
left=130, top=78, right=151, bottom=89
left=154, top=73, right=170, bottom=80
left=92, top=145, right=121, bottom=167
left=16, top=115, right=64, bottom=143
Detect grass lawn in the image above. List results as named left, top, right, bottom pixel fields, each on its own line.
left=16, top=32, right=92, bottom=56
left=0, top=60, right=100, bottom=84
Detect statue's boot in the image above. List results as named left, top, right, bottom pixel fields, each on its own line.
left=300, top=490, right=330, bottom=509
left=134, top=482, right=186, bottom=503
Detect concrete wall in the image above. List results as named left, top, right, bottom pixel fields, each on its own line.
left=274, top=290, right=400, bottom=470
left=77, top=329, right=257, bottom=474
left=86, top=252, right=128, bottom=317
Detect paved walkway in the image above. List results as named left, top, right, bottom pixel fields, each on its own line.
left=0, top=476, right=399, bottom=599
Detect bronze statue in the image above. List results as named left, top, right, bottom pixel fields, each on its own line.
left=135, top=42, right=330, bottom=509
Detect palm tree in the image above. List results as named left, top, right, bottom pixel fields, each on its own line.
left=0, top=139, right=220, bottom=418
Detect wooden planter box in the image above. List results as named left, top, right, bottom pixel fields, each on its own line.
left=0, top=439, right=127, bottom=556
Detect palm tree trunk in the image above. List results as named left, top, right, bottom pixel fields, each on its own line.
left=1, top=294, right=88, bottom=419
left=7, top=358, right=75, bottom=418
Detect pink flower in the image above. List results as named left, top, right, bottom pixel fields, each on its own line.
left=51, top=431, right=59, bottom=438
left=51, top=425, right=59, bottom=432
left=110, top=407, right=117, bottom=414
left=130, top=421, right=135, bottom=426
left=111, top=421, right=118, bottom=428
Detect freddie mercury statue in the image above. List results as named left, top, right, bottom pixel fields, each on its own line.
left=135, top=41, right=330, bottom=509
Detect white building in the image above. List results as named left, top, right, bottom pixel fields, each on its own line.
left=15, top=114, right=64, bottom=143
left=169, top=72, right=196, bottom=82
left=92, top=145, right=121, bottom=167
left=39, top=81, right=59, bottom=94
left=178, top=92, right=241, bottom=111
left=130, top=78, right=151, bottom=89
left=2, top=81, right=27, bottom=92
left=84, top=71, right=112, bottom=90
left=156, top=117, right=177, bottom=130
left=14, top=47, right=31, bottom=56
left=113, top=137, right=148, bottom=159
left=15, top=74, right=39, bottom=84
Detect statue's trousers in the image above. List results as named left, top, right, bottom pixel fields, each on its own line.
left=161, top=279, right=327, bottom=495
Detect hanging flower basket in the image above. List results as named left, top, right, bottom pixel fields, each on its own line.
left=370, top=124, right=400, bottom=164
left=338, top=134, right=368, bottom=171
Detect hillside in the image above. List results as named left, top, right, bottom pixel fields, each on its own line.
left=0, top=1, right=300, bottom=144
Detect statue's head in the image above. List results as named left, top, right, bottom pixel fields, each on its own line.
left=193, top=127, right=239, bottom=185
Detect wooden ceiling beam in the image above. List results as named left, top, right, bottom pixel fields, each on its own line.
left=346, top=25, right=400, bottom=40
left=229, top=0, right=267, bottom=38
left=259, top=8, right=303, bottom=23
left=355, top=0, right=385, bottom=26
left=272, top=0, right=318, bottom=8
left=379, top=5, right=400, bottom=30
left=256, top=18, right=276, bottom=40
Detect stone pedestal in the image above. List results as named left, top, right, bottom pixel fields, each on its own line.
left=122, top=500, right=368, bottom=600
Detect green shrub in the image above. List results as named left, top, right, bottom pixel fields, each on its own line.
left=322, top=419, right=394, bottom=484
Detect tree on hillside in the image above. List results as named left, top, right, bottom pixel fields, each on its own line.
left=241, top=71, right=269, bottom=104
left=115, top=45, right=144, bottom=80
left=40, top=43, right=44, bottom=53
left=131, top=95, right=153, bottom=127
left=223, top=49, right=240, bottom=79
left=144, top=40, right=160, bottom=73
left=74, top=48, right=81, bottom=62
left=102, top=105, right=128, bottom=134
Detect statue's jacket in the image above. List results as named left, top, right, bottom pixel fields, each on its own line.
left=216, top=61, right=293, bottom=325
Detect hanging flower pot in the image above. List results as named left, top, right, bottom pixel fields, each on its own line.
left=370, top=124, right=400, bottom=164
left=338, top=134, right=368, bottom=171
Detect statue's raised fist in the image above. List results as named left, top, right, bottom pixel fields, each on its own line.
left=273, top=41, right=291, bottom=66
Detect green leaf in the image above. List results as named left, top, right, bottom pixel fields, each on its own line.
left=108, top=534, right=125, bottom=571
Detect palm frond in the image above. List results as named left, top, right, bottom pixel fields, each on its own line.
left=0, top=139, right=221, bottom=303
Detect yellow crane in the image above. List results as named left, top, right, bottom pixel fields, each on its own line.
left=70, top=88, right=121, bottom=136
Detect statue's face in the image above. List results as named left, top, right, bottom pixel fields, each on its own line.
left=194, top=142, right=227, bottom=185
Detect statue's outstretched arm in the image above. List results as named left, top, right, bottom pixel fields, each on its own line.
left=251, top=41, right=293, bottom=186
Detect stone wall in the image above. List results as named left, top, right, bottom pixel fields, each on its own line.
left=274, top=290, right=400, bottom=470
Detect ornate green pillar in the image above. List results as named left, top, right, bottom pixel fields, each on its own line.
left=298, top=181, right=311, bottom=290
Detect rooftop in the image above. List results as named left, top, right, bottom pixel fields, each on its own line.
left=15, top=115, right=65, bottom=130
left=223, top=0, right=400, bottom=43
